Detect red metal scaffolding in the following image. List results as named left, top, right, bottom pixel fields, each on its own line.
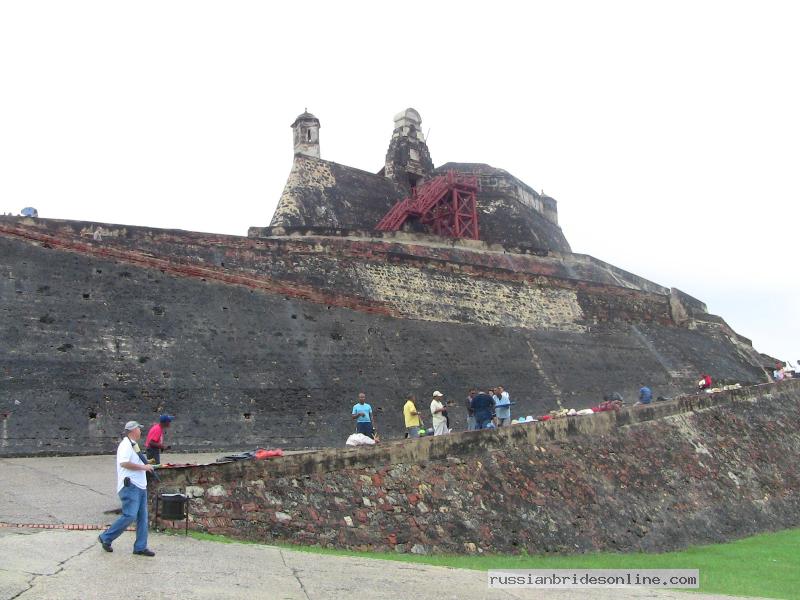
left=376, top=171, right=479, bottom=240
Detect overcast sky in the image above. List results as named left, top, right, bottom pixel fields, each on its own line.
left=1, top=1, right=797, bottom=364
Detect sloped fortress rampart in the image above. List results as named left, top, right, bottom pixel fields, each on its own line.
left=0, top=108, right=772, bottom=455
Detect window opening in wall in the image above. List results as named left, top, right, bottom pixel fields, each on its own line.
left=408, top=173, right=420, bottom=190
left=307, top=129, right=311, bottom=141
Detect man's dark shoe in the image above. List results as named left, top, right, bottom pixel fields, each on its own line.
left=133, top=549, right=155, bottom=557
left=98, top=535, right=113, bottom=552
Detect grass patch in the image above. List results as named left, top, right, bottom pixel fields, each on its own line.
left=175, top=528, right=800, bottom=599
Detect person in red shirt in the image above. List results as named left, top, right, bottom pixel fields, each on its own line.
left=145, top=415, right=174, bottom=464
left=698, top=374, right=712, bottom=391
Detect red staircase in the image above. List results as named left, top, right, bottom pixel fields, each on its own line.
left=376, top=171, right=480, bottom=240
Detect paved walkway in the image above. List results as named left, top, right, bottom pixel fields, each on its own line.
left=0, top=453, right=226, bottom=526
left=0, top=454, right=763, bottom=600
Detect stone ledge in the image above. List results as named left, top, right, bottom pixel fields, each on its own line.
left=160, top=381, right=795, bottom=482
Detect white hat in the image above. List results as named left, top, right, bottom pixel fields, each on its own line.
left=432, top=391, right=444, bottom=397
left=124, top=420, right=143, bottom=431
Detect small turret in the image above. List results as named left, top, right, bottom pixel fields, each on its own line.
left=291, top=110, right=320, bottom=158
left=384, top=108, right=434, bottom=189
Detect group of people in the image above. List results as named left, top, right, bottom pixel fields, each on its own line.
left=348, top=367, right=774, bottom=442
left=418, top=387, right=514, bottom=436
left=633, top=372, right=717, bottom=406
left=400, top=391, right=452, bottom=436
left=352, top=379, right=681, bottom=440
left=350, top=386, right=515, bottom=441
left=402, top=390, right=455, bottom=437
left=465, top=386, right=513, bottom=430
left=353, top=372, right=731, bottom=439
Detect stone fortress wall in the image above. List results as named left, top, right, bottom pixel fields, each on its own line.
left=0, top=216, right=767, bottom=455
left=1, top=106, right=789, bottom=560
left=270, top=108, right=574, bottom=253
left=152, top=380, right=800, bottom=554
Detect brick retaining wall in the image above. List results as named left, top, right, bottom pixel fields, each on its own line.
left=152, top=381, right=800, bottom=554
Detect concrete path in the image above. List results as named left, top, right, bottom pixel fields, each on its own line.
left=0, top=454, right=765, bottom=600
left=0, top=453, right=242, bottom=526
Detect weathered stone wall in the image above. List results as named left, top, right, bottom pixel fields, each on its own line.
left=0, top=218, right=682, bottom=329
left=0, top=217, right=768, bottom=455
left=270, top=155, right=572, bottom=251
left=152, top=381, right=800, bottom=554
left=437, top=162, right=560, bottom=226
left=270, top=155, right=406, bottom=230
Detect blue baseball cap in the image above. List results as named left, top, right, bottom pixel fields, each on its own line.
left=159, top=414, right=174, bottom=423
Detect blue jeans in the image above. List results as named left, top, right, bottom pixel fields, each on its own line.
left=100, top=485, right=148, bottom=552
left=476, top=418, right=494, bottom=430
left=356, top=421, right=374, bottom=438
left=466, top=415, right=477, bottom=431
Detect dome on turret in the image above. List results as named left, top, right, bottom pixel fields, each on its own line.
left=392, top=108, right=421, bottom=129
left=291, top=109, right=321, bottom=158
left=291, top=111, right=320, bottom=128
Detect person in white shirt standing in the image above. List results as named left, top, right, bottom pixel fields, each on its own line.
left=494, top=385, right=512, bottom=426
left=97, top=421, right=156, bottom=557
left=430, top=391, right=448, bottom=435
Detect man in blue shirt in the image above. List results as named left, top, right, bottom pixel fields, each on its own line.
left=351, top=392, right=375, bottom=438
left=637, top=384, right=652, bottom=405
left=470, top=388, right=495, bottom=430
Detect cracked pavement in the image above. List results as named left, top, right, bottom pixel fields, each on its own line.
left=1, top=529, right=760, bottom=600
left=0, top=454, right=225, bottom=526
left=0, top=454, right=765, bottom=600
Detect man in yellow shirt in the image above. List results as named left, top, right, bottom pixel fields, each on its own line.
left=403, top=394, right=422, bottom=438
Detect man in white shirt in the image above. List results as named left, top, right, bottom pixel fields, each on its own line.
left=97, top=421, right=156, bottom=556
left=494, top=385, right=512, bottom=426
left=430, top=391, right=448, bottom=435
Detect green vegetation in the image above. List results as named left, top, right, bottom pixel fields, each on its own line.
left=180, top=528, right=800, bottom=599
